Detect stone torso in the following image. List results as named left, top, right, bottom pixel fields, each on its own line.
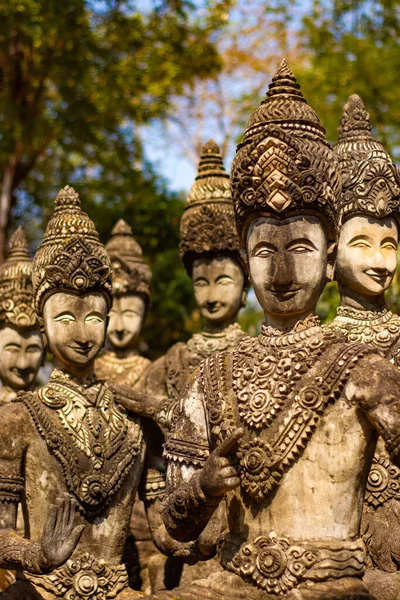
left=164, top=319, right=400, bottom=596
left=146, top=323, right=246, bottom=431
left=95, top=350, right=150, bottom=388
left=0, top=370, right=145, bottom=599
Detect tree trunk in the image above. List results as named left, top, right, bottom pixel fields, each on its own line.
left=0, top=158, right=17, bottom=264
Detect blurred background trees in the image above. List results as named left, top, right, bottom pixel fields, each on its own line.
left=1, top=0, right=399, bottom=356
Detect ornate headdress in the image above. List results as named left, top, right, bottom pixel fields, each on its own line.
left=106, top=219, right=151, bottom=304
left=179, top=139, right=243, bottom=273
left=0, top=227, right=37, bottom=328
left=33, top=186, right=113, bottom=314
left=231, top=59, right=341, bottom=243
left=334, top=94, right=400, bottom=223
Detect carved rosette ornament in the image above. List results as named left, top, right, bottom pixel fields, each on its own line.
left=179, top=139, right=244, bottom=273
left=0, top=227, right=37, bottom=329
left=105, top=219, right=151, bottom=303
left=334, top=94, right=400, bottom=223
left=230, top=59, right=341, bottom=244
left=25, top=552, right=129, bottom=599
left=32, top=185, right=113, bottom=315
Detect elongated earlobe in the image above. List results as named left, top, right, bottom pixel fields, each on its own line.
left=326, top=242, right=337, bottom=282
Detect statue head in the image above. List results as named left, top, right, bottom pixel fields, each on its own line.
left=231, top=60, right=340, bottom=326
left=105, top=219, right=151, bottom=350
left=180, top=140, right=248, bottom=328
left=32, top=186, right=112, bottom=375
left=333, top=95, right=400, bottom=303
left=0, top=228, right=43, bottom=391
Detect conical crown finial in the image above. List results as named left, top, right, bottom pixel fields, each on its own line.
left=54, top=185, right=81, bottom=211
left=338, top=94, right=371, bottom=140
left=196, top=139, right=229, bottom=181
left=265, top=58, right=304, bottom=102
left=7, top=227, right=30, bottom=262
left=110, top=218, right=133, bottom=238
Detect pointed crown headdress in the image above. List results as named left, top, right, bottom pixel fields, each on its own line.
left=33, top=186, right=113, bottom=314
left=0, top=227, right=37, bottom=328
left=106, top=219, right=151, bottom=304
left=179, top=139, right=243, bottom=274
left=231, top=59, right=341, bottom=243
left=334, top=94, right=400, bottom=223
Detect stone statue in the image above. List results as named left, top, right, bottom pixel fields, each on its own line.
left=327, top=94, right=400, bottom=600
left=131, top=140, right=248, bottom=585
left=141, top=139, right=247, bottom=434
left=95, top=220, right=167, bottom=595
left=95, top=218, right=151, bottom=388
left=0, top=228, right=43, bottom=591
left=0, top=227, right=43, bottom=407
left=140, top=61, right=400, bottom=600
left=0, top=186, right=160, bottom=600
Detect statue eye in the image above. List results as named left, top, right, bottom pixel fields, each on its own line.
left=382, top=242, right=397, bottom=251
left=86, top=315, right=103, bottom=323
left=349, top=241, right=371, bottom=248
left=253, top=246, right=274, bottom=257
left=54, top=314, right=75, bottom=323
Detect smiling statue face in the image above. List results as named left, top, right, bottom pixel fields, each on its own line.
left=0, top=326, right=43, bottom=390
left=192, top=256, right=245, bottom=326
left=107, top=294, right=146, bottom=350
left=247, top=215, right=329, bottom=324
left=43, top=291, right=108, bottom=372
left=336, top=215, right=398, bottom=297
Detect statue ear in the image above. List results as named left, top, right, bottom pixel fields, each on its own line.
left=102, top=316, right=110, bottom=349
left=241, top=288, right=247, bottom=308
left=326, top=241, right=337, bottom=282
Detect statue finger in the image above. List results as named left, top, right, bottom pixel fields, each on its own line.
left=214, top=428, right=243, bottom=458
left=42, top=503, right=57, bottom=540
left=222, top=476, right=241, bottom=491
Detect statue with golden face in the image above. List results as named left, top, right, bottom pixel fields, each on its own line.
left=0, top=186, right=157, bottom=600
left=139, top=62, right=400, bottom=600
left=327, top=95, right=400, bottom=600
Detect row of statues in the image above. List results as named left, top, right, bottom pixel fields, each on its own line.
left=0, top=59, right=399, bottom=600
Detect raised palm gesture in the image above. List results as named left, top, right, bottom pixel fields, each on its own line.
left=39, top=493, right=84, bottom=572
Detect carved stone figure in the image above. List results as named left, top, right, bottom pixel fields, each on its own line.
left=134, top=140, right=247, bottom=585
left=0, top=227, right=43, bottom=591
left=0, top=227, right=43, bottom=407
left=140, top=61, right=400, bottom=600
left=95, top=218, right=151, bottom=388
left=327, top=94, right=400, bottom=600
left=0, top=186, right=158, bottom=600
left=94, top=220, right=167, bottom=595
left=142, top=139, right=247, bottom=434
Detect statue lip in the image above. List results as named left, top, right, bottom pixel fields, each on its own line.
left=269, top=288, right=300, bottom=300
left=70, top=344, right=94, bottom=356
left=364, top=269, right=388, bottom=283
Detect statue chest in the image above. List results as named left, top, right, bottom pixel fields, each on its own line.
left=201, top=331, right=374, bottom=504
left=19, top=380, right=144, bottom=514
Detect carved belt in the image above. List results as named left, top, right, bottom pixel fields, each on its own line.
left=22, top=552, right=128, bottom=599
left=221, top=532, right=366, bottom=596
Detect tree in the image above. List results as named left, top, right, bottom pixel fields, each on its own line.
left=0, top=0, right=228, bottom=262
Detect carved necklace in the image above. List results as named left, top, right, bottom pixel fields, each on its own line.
left=233, top=316, right=326, bottom=429
left=330, top=306, right=400, bottom=359
left=95, top=350, right=150, bottom=386
left=187, top=323, right=245, bottom=363
left=18, top=371, right=143, bottom=512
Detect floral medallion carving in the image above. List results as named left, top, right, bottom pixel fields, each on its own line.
left=26, top=552, right=128, bottom=599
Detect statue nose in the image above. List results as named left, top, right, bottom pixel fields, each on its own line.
left=272, top=253, right=292, bottom=286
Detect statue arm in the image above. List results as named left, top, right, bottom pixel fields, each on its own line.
left=0, top=402, right=47, bottom=572
left=345, top=353, right=400, bottom=464
left=159, top=372, right=222, bottom=543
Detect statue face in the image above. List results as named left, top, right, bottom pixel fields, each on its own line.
left=336, top=215, right=398, bottom=297
left=0, top=326, right=43, bottom=390
left=192, top=256, right=245, bottom=325
left=43, top=291, right=108, bottom=370
left=107, top=294, right=146, bottom=350
left=247, top=215, right=329, bottom=319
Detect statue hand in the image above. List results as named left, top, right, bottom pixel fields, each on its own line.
left=110, top=383, right=159, bottom=418
left=199, top=428, right=243, bottom=498
left=39, top=494, right=84, bottom=572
